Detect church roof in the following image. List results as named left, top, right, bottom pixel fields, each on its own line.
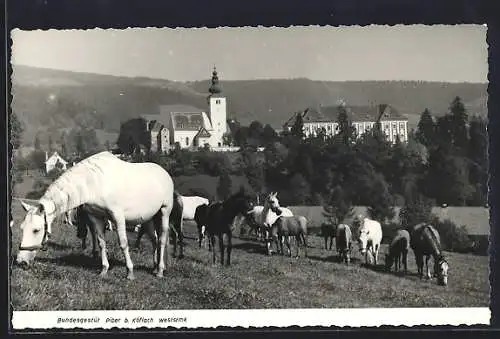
left=170, top=112, right=211, bottom=131
left=208, top=66, right=222, bottom=95
left=194, top=127, right=212, bottom=139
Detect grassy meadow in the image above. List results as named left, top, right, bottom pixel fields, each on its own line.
left=10, top=201, right=489, bottom=311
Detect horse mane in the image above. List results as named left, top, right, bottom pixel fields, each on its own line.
left=40, top=152, right=118, bottom=215
left=423, top=225, right=444, bottom=259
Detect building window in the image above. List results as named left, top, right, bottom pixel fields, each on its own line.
left=400, top=122, right=405, bottom=130
left=186, top=137, right=189, bottom=146
left=216, top=99, right=221, bottom=104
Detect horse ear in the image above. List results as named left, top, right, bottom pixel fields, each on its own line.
left=37, top=203, right=45, bottom=213
left=20, top=200, right=35, bottom=212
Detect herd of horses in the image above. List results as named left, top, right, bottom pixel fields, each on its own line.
left=13, top=151, right=449, bottom=287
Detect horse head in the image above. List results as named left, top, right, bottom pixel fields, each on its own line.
left=435, top=256, right=449, bottom=286
left=357, top=218, right=369, bottom=255
left=226, top=191, right=255, bottom=218
left=16, top=199, right=57, bottom=267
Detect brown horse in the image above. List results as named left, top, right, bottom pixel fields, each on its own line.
left=321, top=223, right=336, bottom=251
left=269, top=215, right=308, bottom=258
left=385, top=229, right=410, bottom=274
left=205, top=189, right=255, bottom=266
left=335, top=224, right=352, bottom=265
left=410, top=223, right=449, bottom=286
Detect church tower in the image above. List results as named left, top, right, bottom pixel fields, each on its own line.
left=208, top=66, right=227, bottom=147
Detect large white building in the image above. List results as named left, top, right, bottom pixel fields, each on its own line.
left=142, top=67, right=228, bottom=151
left=283, top=104, right=409, bottom=144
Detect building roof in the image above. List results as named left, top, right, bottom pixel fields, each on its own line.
left=150, top=120, right=163, bottom=132
left=283, top=104, right=407, bottom=127
left=46, top=152, right=68, bottom=164
left=171, top=112, right=210, bottom=131
left=194, top=127, right=212, bottom=139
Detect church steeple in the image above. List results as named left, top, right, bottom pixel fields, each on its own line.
left=208, top=66, right=222, bottom=95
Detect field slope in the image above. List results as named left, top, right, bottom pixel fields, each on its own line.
left=10, top=205, right=489, bottom=310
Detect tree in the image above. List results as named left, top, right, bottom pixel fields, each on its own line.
left=467, top=116, right=488, bottom=205
left=290, top=111, right=305, bottom=140
left=217, top=171, right=233, bottom=200
left=335, top=105, right=356, bottom=145
left=48, top=135, right=54, bottom=152
left=415, top=108, right=435, bottom=148
left=262, top=124, right=278, bottom=146
left=449, top=96, right=469, bottom=154
left=399, top=193, right=434, bottom=228
left=34, top=133, right=42, bottom=150
left=288, top=172, right=311, bottom=205
left=323, top=185, right=354, bottom=225
left=10, top=111, right=23, bottom=150
left=365, top=172, right=395, bottom=223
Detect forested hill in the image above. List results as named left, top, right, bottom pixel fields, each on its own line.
left=11, top=65, right=487, bottom=146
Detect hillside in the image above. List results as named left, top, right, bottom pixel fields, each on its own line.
left=10, top=65, right=488, bottom=147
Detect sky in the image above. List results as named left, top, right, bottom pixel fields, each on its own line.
left=11, top=25, right=488, bottom=83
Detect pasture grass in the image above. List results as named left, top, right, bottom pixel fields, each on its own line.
left=10, top=215, right=489, bottom=311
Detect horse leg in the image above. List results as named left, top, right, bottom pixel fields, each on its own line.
left=302, top=233, right=308, bottom=258
left=425, top=256, right=431, bottom=280
left=144, top=219, right=158, bottom=272
left=111, top=213, right=134, bottom=280
left=374, top=244, right=379, bottom=266
left=226, top=232, right=232, bottom=266
left=89, top=223, right=99, bottom=260
left=134, top=222, right=146, bottom=250
left=156, top=206, right=171, bottom=278
left=93, top=219, right=109, bottom=277
left=219, top=234, right=225, bottom=266
left=403, top=250, right=408, bottom=275
left=211, top=234, right=217, bottom=264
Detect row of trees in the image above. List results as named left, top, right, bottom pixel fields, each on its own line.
left=142, top=97, right=487, bottom=227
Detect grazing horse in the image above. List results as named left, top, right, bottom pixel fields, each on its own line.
left=259, top=192, right=294, bottom=255
left=205, top=189, right=255, bottom=266
left=335, top=224, right=352, bottom=264
left=63, top=206, right=99, bottom=258
left=134, top=191, right=185, bottom=258
left=385, top=229, right=410, bottom=274
left=269, top=215, right=308, bottom=258
left=321, top=223, right=336, bottom=251
left=15, top=151, right=176, bottom=280
left=356, top=215, right=383, bottom=266
left=135, top=194, right=209, bottom=249
left=410, top=223, right=449, bottom=286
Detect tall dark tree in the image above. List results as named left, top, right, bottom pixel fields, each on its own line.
left=290, top=111, right=305, bottom=140
left=34, top=133, right=42, bottom=150
left=468, top=115, right=488, bottom=205
left=336, top=105, right=356, bottom=145
left=449, top=96, right=469, bottom=153
left=323, top=185, right=354, bottom=225
left=48, top=135, right=54, bottom=152
left=415, top=108, right=435, bottom=148
left=262, top=124, right=278, bottom=145
left=10, top=111, right=23, bottom=150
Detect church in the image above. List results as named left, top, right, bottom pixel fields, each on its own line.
left=142, top=67, right=228, bottom=152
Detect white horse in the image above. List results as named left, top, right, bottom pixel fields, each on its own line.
left=256, top=192, right=294, bottom=255
left=356, top=215, right=383, bottom=265
left=15, top=151, right=176, bottom=280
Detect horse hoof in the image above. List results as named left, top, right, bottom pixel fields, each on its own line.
left=127, top=273, right=135, bottom=281
left=156, top=272, right=164, bottom=278
left=99, top=271, right=108, bottom=278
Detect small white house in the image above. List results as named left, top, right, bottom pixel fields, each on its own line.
left=45, top=151, right=68, bottom=174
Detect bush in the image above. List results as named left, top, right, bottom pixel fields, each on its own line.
left=431, top=216, right=473, bottom=253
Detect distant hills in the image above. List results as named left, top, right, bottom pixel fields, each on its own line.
left=10, top=65, right=488, bottom=147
